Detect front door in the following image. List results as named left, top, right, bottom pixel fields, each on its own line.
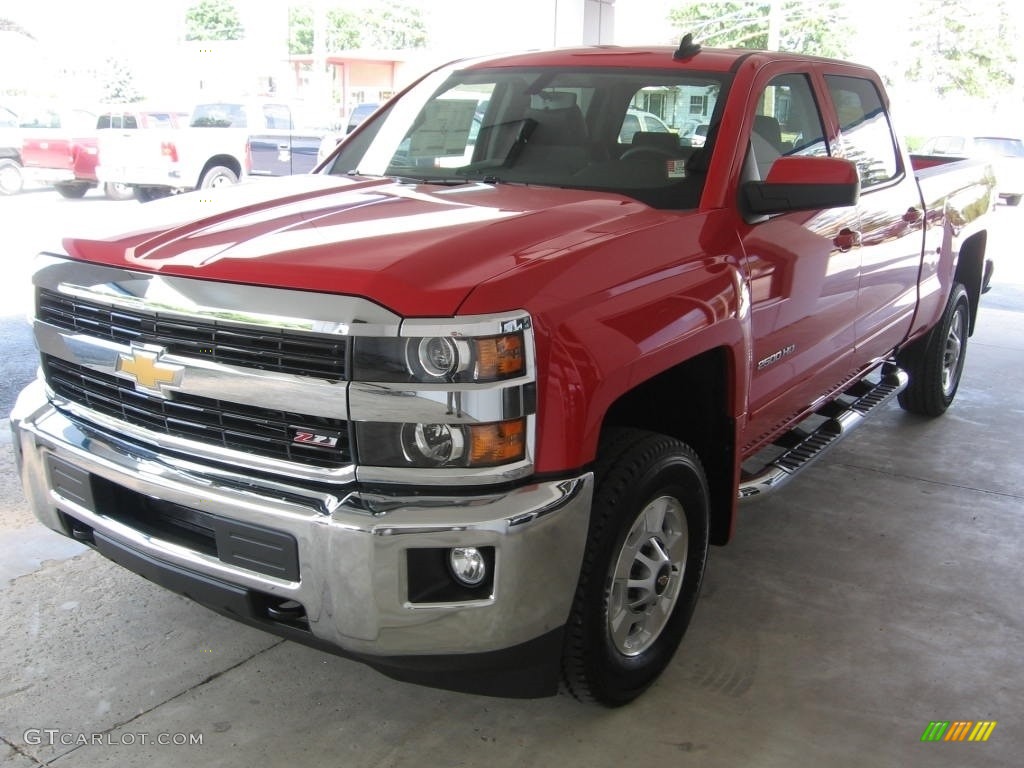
left=741, top=72, right=862, bottom=451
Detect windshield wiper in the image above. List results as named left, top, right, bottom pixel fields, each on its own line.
left=348, top=170, right=465, bottom=186
left=391, top=176, right=470, bottom=186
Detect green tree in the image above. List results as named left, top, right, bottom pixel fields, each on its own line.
left=185, top=0, right=244, bottom=41
left=903, top=0, right=1017, bottom=98
left=100, top=57, right=144, bottom=103
left=364, top=1, right=427, bottom=49
left=668, top=0, right=853, bottom=59
left=289, top=5, right=360, bottom=55
left=288, top=1, right=426, bottom=54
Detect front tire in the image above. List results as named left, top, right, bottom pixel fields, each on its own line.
left=563, top=428, right=709, bottom=706
left=897, top=283, right=970, bottom=416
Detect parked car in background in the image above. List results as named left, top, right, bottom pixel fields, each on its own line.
left=618, top=107, right=672, bottom=143
left=18, top=105, right=98, bottom=198
left=93, top=107, right=190, bottom=199
left=0, top=104, right=24, bottom=195
left=917, top=134, right=1024, bottom=206
left=346, top=102, right=380, bottom=133
left=682, top=121, right=709, bottom=147
left=20, top=106, right=190, bottom=200
left=97, top=100, right=327, bottom=201
left=318, top=102, right=385, bottom=164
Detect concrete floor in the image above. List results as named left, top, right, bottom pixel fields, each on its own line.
left=1, top=199, right=1021, bottom=767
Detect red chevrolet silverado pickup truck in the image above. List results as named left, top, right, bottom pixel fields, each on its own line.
left=11, top=42, right=994, bottom=705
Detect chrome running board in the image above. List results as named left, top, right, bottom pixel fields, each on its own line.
left=739, top=365, right=908, bottom=500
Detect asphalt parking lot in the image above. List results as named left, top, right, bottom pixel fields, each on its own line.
left=1, top=187, right=1022, bottom=768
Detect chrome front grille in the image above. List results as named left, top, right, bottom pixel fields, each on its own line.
left=43, top=355, right=352, bottom=468
left=31, top=255, right=406, bottom=479
left=38, top=288, right=348, bottom=381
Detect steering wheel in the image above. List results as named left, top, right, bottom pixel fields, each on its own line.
left=620, top=145, right=679, bottom=161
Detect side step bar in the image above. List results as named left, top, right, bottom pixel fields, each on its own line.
left=739, top=365, right=908, bottom=500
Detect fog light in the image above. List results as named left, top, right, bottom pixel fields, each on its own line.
left=449, top=547, right=487, bottom=587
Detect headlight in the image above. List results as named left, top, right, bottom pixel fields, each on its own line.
left=350, top=313, right=534, bottom=480
left=355, top=418, right=526, bottom=468
left=352, top=332, right=525, bottom=383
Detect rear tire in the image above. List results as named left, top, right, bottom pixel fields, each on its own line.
left=54, top=182, right=90, bottom=199
left=199, top=165, right=238, bottom=189
left=0, top=158, right=24, bottom=195
left=104, top=182, right=135, bottom=201
left=134, top=186, right=171, bottom=203
left=562, top=428, right=709, bottom=706
left=897, top=283, right=970, bottom=416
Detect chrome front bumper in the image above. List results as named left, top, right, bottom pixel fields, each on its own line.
left=11, top=380, right=593, bottom=662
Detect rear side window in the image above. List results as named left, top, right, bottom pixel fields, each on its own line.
left=824, top=75, right=899, bottom=188
left=97, top=114, right=140, bottom=129
left=142, top=113, right=175, bottom=128
left=19, top=109, right=61, bottom=129
left=191, top=104, right=247, bottom=127
left=263, top=105, right=293, bottom=130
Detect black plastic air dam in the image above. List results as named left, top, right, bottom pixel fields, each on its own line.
left=86, top=528, right=564, bottom=698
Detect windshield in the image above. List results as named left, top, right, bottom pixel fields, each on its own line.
left=325, top=64, right=728, bottom=210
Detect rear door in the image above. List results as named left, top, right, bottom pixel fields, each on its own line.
left=287, top=123, right=324, bottom=174
left=248, top=103, right=292, bottom=177
left=821, top=73, right=924, bottom=365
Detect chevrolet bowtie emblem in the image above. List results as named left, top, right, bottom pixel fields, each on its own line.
left=116, top=346, right=184, bottom=397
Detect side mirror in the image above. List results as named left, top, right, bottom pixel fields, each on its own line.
left=742, top=156, right=860, bottom=215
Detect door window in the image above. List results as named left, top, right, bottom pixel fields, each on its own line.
left=263, top=105, right=293, bottom=130
left=824, top=75, right=900, bottom=188
left=747, top=73, right=828, bottom=180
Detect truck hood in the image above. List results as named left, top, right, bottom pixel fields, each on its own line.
left=62, top=174, right=658, bottom=316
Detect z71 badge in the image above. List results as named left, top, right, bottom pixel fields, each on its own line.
left=288, top=427, right=341, bottom=449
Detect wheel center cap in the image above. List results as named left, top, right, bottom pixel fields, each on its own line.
left=655, top=566, right=672, bottom=595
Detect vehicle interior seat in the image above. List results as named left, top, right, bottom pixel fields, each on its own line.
left=570, top=123, right=702, bottom=209
left=753, top=115, right=783, bottom=151
left=516, top=92, right=589, bottom=173
left=750, top=114, right=784, bottom=179
left=629, top=131, right=683, bottom=155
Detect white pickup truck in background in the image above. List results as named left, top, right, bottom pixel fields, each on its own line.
left=97, top=100, right=328, bottom=201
